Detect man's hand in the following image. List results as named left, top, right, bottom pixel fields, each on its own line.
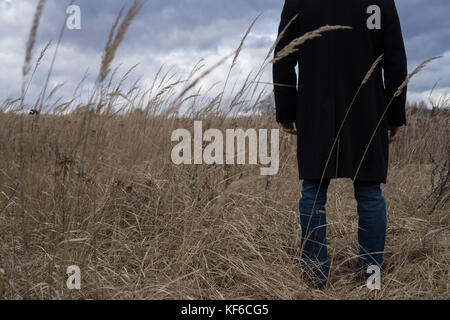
left=281, top=122, right=297, bottom=135
left=388, top=126, right=401, bottom=144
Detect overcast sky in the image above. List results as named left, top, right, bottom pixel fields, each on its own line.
left=0, top=0, right=449, bottom=109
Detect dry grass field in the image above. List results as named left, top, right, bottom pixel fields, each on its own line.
left=0, top=0, right=448, bottom=300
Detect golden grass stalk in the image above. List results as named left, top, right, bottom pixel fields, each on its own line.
left=218, top=14, right=261, bottom=111
left=22, top=40, right=52, bottom=103
left=362, top=54, right=384, bottom=85
left=38, top=0, right=77, bottom=114
left=394, top=56, right=443, bottom=97
left=98, top=0, right=143, bottom=84
left=352, top=56, right=443, bottom=183
left=271, top=25, right=352, bottom=64
left=251, top=81, right=297, bottom=88
left=247, top=24, right=351, bottom=117
left=233, top=14, right=261, bottom=67
left=172, top=53, right=234, bottom=106
left=23, top=0, right=46, bottom=80
left=266, top=13, right=299, bottom=61
left=228, top=15, right=301, bottom=115
left=34, top=40, right=52, bottom=74
left=21, top=0, right=46, bottom=109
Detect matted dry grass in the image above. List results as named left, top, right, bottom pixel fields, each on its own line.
left=0, top=109, right=448, bottom=300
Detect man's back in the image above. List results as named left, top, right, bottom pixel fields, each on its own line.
left=273, top=0, right=407, bottom=183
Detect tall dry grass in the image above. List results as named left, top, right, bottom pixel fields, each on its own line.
left=0, top=2, right=448, bottom=300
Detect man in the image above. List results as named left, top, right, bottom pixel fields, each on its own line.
left=273, top=0, right=407, bottom=288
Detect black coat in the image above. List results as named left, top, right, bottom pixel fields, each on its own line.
left=273, top=0, right=407, bottom=184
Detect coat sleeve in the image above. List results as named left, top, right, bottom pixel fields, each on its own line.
left=273, top=0, right=299, bottom=124
left=382, top=0, right=408, bottom=127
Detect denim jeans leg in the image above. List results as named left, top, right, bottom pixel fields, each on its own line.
left=299, top=179, right=331, bottom=284
left=353, top=181, right=387, bottom=275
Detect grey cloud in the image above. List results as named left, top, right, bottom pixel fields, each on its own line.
left=0, top=0, right=449, bottom=105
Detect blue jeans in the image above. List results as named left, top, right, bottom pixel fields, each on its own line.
left=299, top=179, right=387, bottom=285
